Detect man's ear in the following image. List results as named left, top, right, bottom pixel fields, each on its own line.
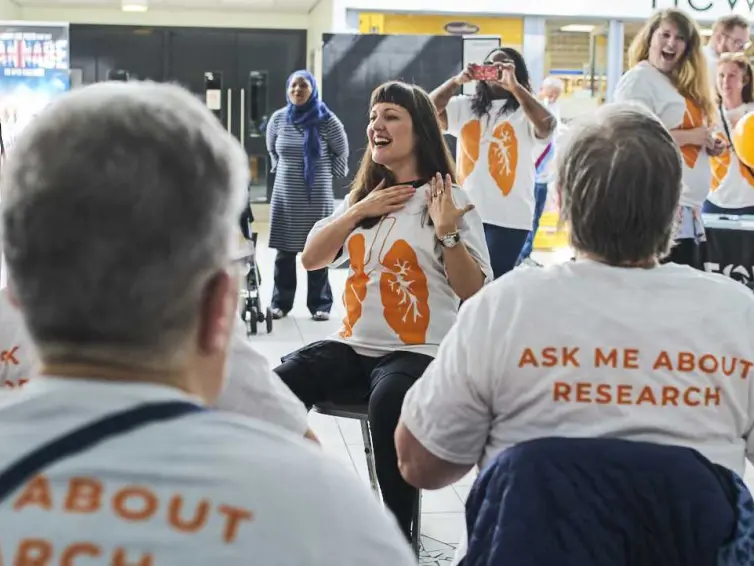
left=197, top=269, right=238, bottom=355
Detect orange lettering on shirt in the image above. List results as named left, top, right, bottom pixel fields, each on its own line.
left=662, top=386, right=680, bottom=406
left=678, top=352, right=695, bottom=372
left=488, top=121, right=519, bottom=196
left=112, top=487, right=158, bottom=522
left=594, top=348, right=618, bottom=368
left=680, top=98, right=703, bottom=168
left=518, top=348, right=539, bottom=368
left=61, top=543, right=101, bottom=565
left=575, top=382, right=591, bottom=403
left=458, top=119, right=481, bottom=185
left=14, top=539, right=52, bottom=566
left=705, top=387, right=722, bottom=406
left=635, top=386, right=657, bottom=405
left=65, top=477, right=102, bottom=513
left=168, top=496, right=210, bottom=533
left=217, top=504, right=253, bottom=544
left=340, top=234, right=368, bottom=339
left=112, top=548, right=152, bottom=566
left=552, top=382, right=571, bottom=401
left=698, top=354, right=719, bottom=375
left=653, top=351, right=672, bottom=371
left=623, top=349, right=640, bottom=369
left=379, top=239, right=430, bottom=344
left=14, top=476, right=52, bottom=511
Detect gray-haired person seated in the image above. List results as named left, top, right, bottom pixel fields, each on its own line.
left=395, top=102, right=754, bottom=564
left=0, top=81, right=416, bottom=565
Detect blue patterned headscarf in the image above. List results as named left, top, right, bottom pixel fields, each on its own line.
left=285, top=70, right=332, bottom=193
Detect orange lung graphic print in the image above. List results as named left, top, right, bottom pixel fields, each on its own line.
left=458, top=120, right=481, bottom=185
left=379, top=239, right=430, bottom=345
left=739, top=160, right=754, bottom=186
left=488, top=122, right=519, bottom=196
left=680, top=99, right=703, bottom=169
left=340, top=234, right=368, bottom=338
left=710, top=132, right=730, bottom=191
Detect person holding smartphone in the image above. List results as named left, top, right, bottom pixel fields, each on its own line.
left=431, top=48, right=556, bottom=278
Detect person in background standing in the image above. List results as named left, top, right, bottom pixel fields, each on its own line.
left=615, top=8, right=721, bottom=270
left=706, top=53, right=754, bottom=215
left=702, top=15, right=750, bottom=90
left=431, top=48, right=556, bottom=279
left=517, top=76, right=564, bottom=267
left=266, top=70, right=348, bottom=321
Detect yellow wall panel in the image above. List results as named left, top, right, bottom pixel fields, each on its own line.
left=359, top=13, right=523, bottom=46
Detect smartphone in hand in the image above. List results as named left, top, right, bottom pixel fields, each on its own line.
left=470, top=64, right=502, bottom=81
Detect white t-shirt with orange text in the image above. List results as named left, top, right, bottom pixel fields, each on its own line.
left=709, top=102, right=754, bottom=209
left=402, top=259, right=754, bottom=477
left=0, top=378, right=416, bottom=565
left=0, top=294, right=309, bottom=436
left=308, top=185, right=492, bottom=358
left=445, top=96, right=551, bottom=230
left=614, top=61, right=712, bottom=209
left=0, top=290, right=35, bottom=389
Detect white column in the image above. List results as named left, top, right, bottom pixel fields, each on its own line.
left=606, top=19, right=625, bottom=103
left=523, top=16, right=546, bottom=93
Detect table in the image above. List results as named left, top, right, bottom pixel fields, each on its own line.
left=702, top=214, right=754, bottom=286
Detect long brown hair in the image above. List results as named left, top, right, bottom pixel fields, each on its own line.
left=628, top=8, right=716, bottom=124
left=349, top=81, right=456, bottom=207
left=717, top=52, right=754, bottom=104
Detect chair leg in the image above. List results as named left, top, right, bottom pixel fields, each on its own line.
left=360, top=420, right=380, bottom=496
left=411, top=490, right=422, bottom=556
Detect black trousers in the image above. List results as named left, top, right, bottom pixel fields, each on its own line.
left=271, top=250, right=333, bottom=315
left=663, top=239, right=707, bottom=271
left=274, top=340, right=433, bottom=540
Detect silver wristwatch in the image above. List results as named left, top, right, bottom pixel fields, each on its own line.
left=438, top=231, right=461, bottom=248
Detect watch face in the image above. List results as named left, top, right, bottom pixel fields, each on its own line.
left=442, top=233, right=460, bottom=247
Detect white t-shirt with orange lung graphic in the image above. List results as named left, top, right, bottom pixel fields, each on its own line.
left=309, top=185, right=492, bottom=358
left=401, top=259, right=754, bottom=477
left=444, top=96, right=550, bottom=230
left=614, top=61, right=712, bottom=209
left=0, top=290, right=35, bottom=389
left=0, top=377, right=416, bottom=565
left=709, top=102, right=754, bottom=209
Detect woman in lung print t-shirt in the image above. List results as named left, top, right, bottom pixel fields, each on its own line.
left=274, top=81, right=492, bottom=541
left=430, top=47, right=556, bottom=279
left=615, top=8, right=722, bottom=270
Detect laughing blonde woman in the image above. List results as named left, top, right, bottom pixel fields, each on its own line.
left=615, top=8, right=722, bottom=269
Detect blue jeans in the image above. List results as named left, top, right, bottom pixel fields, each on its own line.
left=517, top=182, right=549, bottom=263
left=483, top=223, right=530, bottom=279
left=702, top=200, right=754, bottom=216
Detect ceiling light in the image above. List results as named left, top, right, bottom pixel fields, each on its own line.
left=122, top=0, right=148, bottom=11
left=700, top=28, right=713, bottom=37
left=560, top=24, right=595, bottom=33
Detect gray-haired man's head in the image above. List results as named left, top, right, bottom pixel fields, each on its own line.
left=2, top=81, right=248, bottom=380
left=557, top=102, right=682, bottom=265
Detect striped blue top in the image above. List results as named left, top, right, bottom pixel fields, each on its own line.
left=266, top=108, right=349, bottom=252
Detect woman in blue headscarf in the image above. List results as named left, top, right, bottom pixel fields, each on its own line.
left=266, top=70, right=349, bottom=321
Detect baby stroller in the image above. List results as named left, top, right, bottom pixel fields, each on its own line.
left=239, top=205, right=273, bottom=336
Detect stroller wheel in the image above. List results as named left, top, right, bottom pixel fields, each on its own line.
left=249, top=308, right=258, bottom=335
left=266, top=307, right=273, bottom=333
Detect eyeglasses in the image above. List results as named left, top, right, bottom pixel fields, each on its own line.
left=723, top=33, right=750, bottom=51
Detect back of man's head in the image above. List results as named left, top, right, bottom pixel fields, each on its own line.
left=1, top=81, right=248, bottom=366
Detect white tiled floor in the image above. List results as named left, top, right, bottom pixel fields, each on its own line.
left=246, top=221, right=754, bottom=563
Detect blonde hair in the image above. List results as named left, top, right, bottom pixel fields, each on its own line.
left=628, top=8, right=716, bottom=124
left=718, top=52, right=754, bottom=104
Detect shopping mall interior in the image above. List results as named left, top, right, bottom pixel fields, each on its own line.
left=0, top=1, right=753, bottom=563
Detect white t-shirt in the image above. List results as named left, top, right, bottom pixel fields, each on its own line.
left=309, top=185, right=492, bottom=358
left=0, top=294, right=309, bottom=436
left=445, top=96, right=551, bottom=230
left=402, top=259, right=754, bottom=477
left=614, top=61, right=712, bottom=209
left=709, top=102, right=754, bottom=209
left=0, top=378, right=415, bottom=565
left=0, top=290, right=35, bottom=389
